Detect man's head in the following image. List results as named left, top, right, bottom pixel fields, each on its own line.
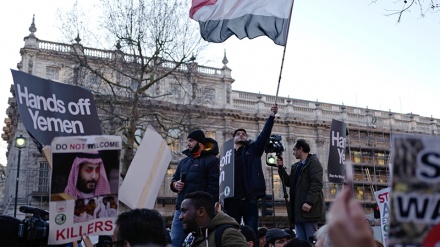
left=64, top=153, right=111, bottom=198
left=265, top=228, right=291, bottom=247
left=293, top=139, right=310, bottom=160
left=233, top=128, right=247, bottom=146
left=179, top=191, right=216, bottom=233
left=240, top=225, right=257, bottom=247
left=113, top=208, right=169, bottom=247
left=77, top=162, right=100, bottom=193
left=187, top=129, right=206, bottom=154
left=258, top=227, right=268, bottom=247
left=315, top=225, right=332, bottom=247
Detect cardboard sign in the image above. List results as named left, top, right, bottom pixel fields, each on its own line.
left=389, top=134, right=440, bottom=247
left=219, top=138, right=235, bottom=205
left=119, top=126, right=172, bottom=209
left=327, top=119, right=347, bottom=183
left=48, top=135, right=121, bottom=245
left=374, top=187, right=391, bottom=246
left=11, top=70, right=102, bottom=150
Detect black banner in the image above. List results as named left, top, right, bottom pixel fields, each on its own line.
left=327, top=119, right=347, bottom=183
left=219, top=138, right=235, bottom=205
left=11, top=70, right=102, bottom=149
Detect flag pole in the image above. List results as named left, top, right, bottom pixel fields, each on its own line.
left=275, top=0, right=296, bottom=105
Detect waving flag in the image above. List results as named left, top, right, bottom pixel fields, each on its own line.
left=190, top=0, right=294, bottom=46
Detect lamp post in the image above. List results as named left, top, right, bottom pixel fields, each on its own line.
left=14, top=134, right=26, bottom=218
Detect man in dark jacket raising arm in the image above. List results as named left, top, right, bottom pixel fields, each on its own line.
left=276, top=139, right=325, bottom=242
left=224, top=105, right=278, bottom=234
left=170, top=129, right=220, bottom=247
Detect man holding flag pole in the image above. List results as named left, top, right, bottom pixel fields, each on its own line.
left=189, top=0, right=295, bottom=236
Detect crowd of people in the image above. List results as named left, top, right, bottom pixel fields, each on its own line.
left=0, top=105, right=382, bottom=247
left=111, top=187, right=380, bottom=247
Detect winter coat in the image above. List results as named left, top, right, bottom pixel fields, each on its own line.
left=278, top=154, right=326, bottom=223
left=171, top=137, right=220, bottom=209
left=238, top=115, right=275, bottom=199
left=191, top=212, right=248, bottom=247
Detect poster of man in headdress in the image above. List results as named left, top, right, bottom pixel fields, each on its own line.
left=48, top=135, right=121, bottom=245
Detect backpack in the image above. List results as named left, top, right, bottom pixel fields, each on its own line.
left=215, top=224, right=234, bottom=247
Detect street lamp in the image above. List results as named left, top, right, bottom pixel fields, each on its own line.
left=14, top=134, right=26, bottom=218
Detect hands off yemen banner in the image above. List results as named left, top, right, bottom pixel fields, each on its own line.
left=219, top=138, right=234, bottom=206
left=49, top=135, right=121, bottom=245
left=11, top=70, right=102, bottom=149
left=327, top=119, right=347, bottom=183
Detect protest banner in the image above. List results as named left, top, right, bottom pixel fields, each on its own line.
left=11, top=70, right=102, bottom=150
left=48, top=135, right=121, bottom=245
left=389, top=134, right=440, bottom=247
left=119, top=126, right=172, bottom=209
left=219, top=138, right=235, bottom=206
left=327, top=119, right=347, bottom=183
left=374, top=187, right=391, bottom=246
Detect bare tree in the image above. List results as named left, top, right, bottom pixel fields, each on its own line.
left=370, top=0, right=440, bottom=22
left=57, top=0, right=209, bottom=177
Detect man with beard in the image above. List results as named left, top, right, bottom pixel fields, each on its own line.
left=223, top=105, right=278, bottom=234
left=179, top=191, right=248, bottom=247
left=276, top=139, right=325, bottom=241
left=170, top=130, right=220, bottom=247
left=64, top=153, right=110, bottom=199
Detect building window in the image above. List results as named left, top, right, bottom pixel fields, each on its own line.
left=38, top=161, right=50, bottom=193
left=203, top=88, right=215, bottom=102
left=353, top=151, right=361, bottom=163
left=170, top=83, right=181, bottom=99
left=167, top=128, right=181, bottom=153
left=46, top=66, right=60, bottom=81
left=204, top=131, right=215, bottom=139
left=376, top=152, right=385, bottom=165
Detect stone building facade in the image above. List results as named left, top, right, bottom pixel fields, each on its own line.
left=1, top=19, right=439, bottom=227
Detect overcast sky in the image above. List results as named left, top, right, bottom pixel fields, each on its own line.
left=1, top=0, right=439, bottom=164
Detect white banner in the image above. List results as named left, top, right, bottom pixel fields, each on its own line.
left=374, top=187, right=391, bottom=247
left=119, top=125, right=172, bottom=209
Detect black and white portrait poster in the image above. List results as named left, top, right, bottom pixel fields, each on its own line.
left=389, top=134, right=440, bottom=247
left=11, top=70, right=102, bottom=150
left=48, top=135, right=121, bottom=245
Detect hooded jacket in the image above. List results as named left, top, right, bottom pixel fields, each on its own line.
left=278, top=154, right=326, bottom=223
left=191, top=212, right=248, bottom=247
left=171, top=137, right=220, bottom=209
left=237, top=115, right=275, bottom=199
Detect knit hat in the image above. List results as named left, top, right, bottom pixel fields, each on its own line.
left=265, top=228, right=291, bottom=245
left=233, top=128, right=247, bottom=137
left=187, top=129, right=206, bottom=144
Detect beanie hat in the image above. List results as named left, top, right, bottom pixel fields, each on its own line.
left=233, top=128, right=247, bottom=137
left=187, top=129, right=206, bottom=144
left=265, top=228, right=291, bottom=245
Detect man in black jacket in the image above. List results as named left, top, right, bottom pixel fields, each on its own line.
left=170, top=129, right=220, bottom=247
left=224, top=105, right=278, bottom=234
left=276, top=139, right=325, bottom=242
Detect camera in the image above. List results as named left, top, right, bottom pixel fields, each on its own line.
left=264, top=135, right=285, bottom=167
left=19, top=206, right=49, bottom=246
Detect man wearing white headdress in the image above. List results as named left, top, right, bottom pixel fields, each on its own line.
left=64, top=153, right=110, bottom=199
